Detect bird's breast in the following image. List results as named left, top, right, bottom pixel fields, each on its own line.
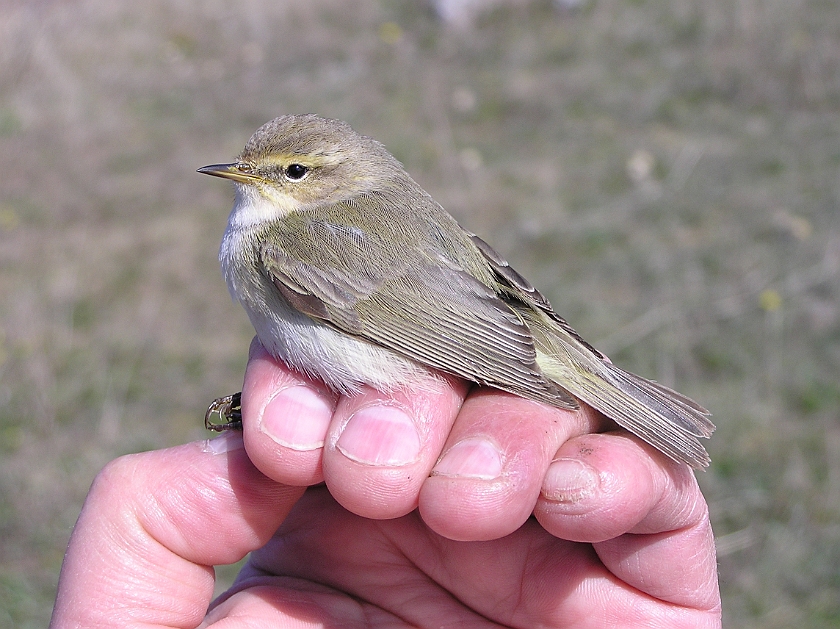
left=219, top=220, right=431, bottom=394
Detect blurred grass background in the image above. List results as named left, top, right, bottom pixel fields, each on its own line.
left=1, top=0, right=838, bottom=626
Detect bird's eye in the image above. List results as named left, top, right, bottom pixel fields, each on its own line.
left=284, top=164, right=309, bottom=181
left=236, top=161, right=253, bottom=173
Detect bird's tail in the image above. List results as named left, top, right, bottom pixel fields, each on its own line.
left=533, top=324, right=714, bottom=469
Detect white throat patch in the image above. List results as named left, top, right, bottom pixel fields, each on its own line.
left=227, top=183, right=301, bottom=230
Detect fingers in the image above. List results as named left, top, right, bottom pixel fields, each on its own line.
left=50, top=435, right=303, bottom=629
left=240, top=339, right=340, bottom=486
left=240, top=340, right=719, bottom=615
left=535, top=432, right=721, bottom=612
left=240, top=341, right=602, bottom=528
left=419, top=390, right=604, bottom=540
left=242, top=340, right=470, bottom=519
left=321, top=375, right=468, bottom=519
left=536, top=432, right=704, bottom=541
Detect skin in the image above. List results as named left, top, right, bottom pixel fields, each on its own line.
left=50, top=340, right=721, bottom=628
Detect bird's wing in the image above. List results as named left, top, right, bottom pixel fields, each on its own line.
left=471, top=233, right=714, bottom=468
left=260, top=215, right=575, bottom=407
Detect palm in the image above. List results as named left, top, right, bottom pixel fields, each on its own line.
left=212, top=487, right=699, bottom=627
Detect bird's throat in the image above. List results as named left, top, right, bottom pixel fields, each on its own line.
left=228, top=183, right=301, bottom=229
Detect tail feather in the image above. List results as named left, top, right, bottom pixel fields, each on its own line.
left=564, top=366, right=712, bottom=469
left=606, top=367, right=715, bottom=438
left=534, top=340, right=714, bottom=469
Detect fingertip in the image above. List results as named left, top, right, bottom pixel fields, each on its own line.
left=535, top=431, right=705, bottom=543
left=241, top=356, right=338, bottom=486
left=322, top=376, right=468, bottom=520
left=432, top=436, right=504, bottom=480
left=534, top=432, right=661, bottom=542
left=419, top=391, right=587, bottom=542
left=540, top=457, right=600, bottom=504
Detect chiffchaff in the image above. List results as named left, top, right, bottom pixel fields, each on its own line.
left=199, top=114, right=713, bottom=468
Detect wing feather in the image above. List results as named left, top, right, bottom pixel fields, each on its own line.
left=258, top=204, right=713, bottom=467
left=260, top=215, right=575, bottom=407
left=477, top=236, right=714, bottom=468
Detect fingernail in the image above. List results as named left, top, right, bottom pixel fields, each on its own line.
left=259, top=385, right=337, bottom=450
left=336, top=404, right=421, bottom=466
left=432, top=437, right=503, bottom=480
left=542, top=458, right=598, bottom=503
left=201, top=432, right=245, bottom=455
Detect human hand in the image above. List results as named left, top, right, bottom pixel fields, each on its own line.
left=50, top=340, right=720, bottom=628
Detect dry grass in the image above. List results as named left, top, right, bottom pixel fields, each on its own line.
left=1, top=0, right=838, bottom=626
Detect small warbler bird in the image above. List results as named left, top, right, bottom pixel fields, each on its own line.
left=199, top=114, right=714, bottom=468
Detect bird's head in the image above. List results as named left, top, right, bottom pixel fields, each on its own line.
left=199, top=114, right=404, bottom=220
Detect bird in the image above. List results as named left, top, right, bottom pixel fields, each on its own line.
left=198, top=114, right=714, bottom=468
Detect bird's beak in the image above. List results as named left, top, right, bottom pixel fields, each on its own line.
left=197, top=162, right=260, bottom=184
